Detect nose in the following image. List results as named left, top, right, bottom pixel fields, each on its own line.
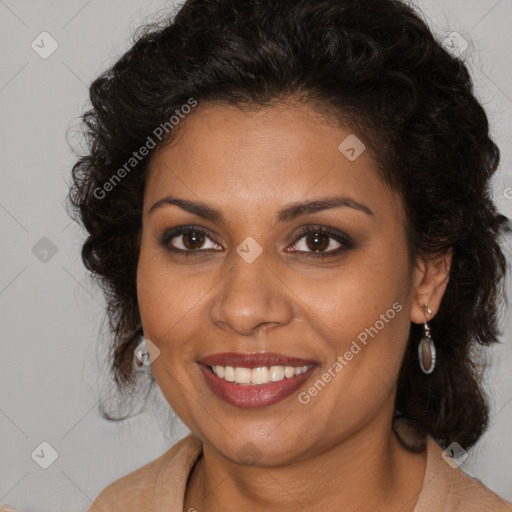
left=210, top=249, right=294, bottom=337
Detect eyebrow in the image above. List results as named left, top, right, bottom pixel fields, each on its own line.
left=148, top=194, right=374, bottom=223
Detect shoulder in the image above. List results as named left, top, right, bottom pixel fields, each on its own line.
left=88, top=433, right=202, bottom=512
left=417, top=436, right=512, bottom=512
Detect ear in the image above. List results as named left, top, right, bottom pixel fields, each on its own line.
left=410, top=249, right=452, bottom=324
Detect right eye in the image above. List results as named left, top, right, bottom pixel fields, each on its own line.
left=160, top=226, right=223, bottom=255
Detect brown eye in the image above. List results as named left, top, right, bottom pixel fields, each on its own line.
left=160, top=226, right=222, bottom=254
left=182, top=230, right=205, bottom=250
left=286, top=226, right=353, bottom=259
left=305, top=232, right=330, bottom=252
left=292, top=229, right=343, bottom=254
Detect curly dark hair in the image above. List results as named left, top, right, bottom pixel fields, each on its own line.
left=67, top=0, right=510, bottom=450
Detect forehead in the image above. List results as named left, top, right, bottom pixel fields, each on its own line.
left=144, top=101, right=404, bottom=226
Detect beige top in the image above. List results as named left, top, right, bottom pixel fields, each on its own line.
left=86, top=431, right=512, bottom=512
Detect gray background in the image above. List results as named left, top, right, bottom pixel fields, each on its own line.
left=1, top=0, right=511, bottom=510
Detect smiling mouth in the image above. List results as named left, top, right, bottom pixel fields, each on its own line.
left=206, top=364, right=314, bottom=385
left=197, top=351, right=319, bottom=407
left=198, top=362, right=318, bottom=408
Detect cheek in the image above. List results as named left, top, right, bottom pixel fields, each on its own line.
left=291, top=272, right=410, bottom=438
left=136, top=242, right=197, bottom=353
left=297, top=256, right=408, bottom=342
left=136, top=244, right=202, bottom=421
left=294, top=250, right=411, bottom=398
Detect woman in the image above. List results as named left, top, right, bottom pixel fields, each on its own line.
left=68, top=0, right=512, bottom=510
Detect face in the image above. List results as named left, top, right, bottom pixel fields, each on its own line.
left=137, top=100, right=424, bottom=466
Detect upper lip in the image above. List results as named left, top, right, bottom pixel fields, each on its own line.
left=199, top=352, right=318, bottom=369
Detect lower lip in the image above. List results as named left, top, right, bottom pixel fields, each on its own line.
left=198, top=364, right=317, bottom=408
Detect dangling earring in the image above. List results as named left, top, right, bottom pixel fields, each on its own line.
left=134, top=337, right=146, bottom=368
left=134, top=337, right=154, bottom=372
left=418, top=303, right=436, bottom=374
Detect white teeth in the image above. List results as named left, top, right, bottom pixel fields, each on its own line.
left=251, top=366, right=269, bottom=384
left=224, top=366, right=235, bottom=382
left=210, top=364, right=312, bottom=385
left=269, top=366, right=284, bottom=381
left=294, top=365, right=309, bottom=376
left=234, top=367, right=251, bottom=384
left=284, top=366, right=295, bottom=378
left=215, top=365, right=225, bottom=378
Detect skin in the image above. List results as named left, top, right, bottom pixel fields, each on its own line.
left=136, top=100, right=452, bottom=512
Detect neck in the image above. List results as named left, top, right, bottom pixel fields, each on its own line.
left=184, top=418, right=427, bottom=512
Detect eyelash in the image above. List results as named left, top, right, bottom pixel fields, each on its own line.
left=159, top=225, right=354, bottom=259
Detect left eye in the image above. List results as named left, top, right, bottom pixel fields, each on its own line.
left=287, top=228, right=351, bottom=256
